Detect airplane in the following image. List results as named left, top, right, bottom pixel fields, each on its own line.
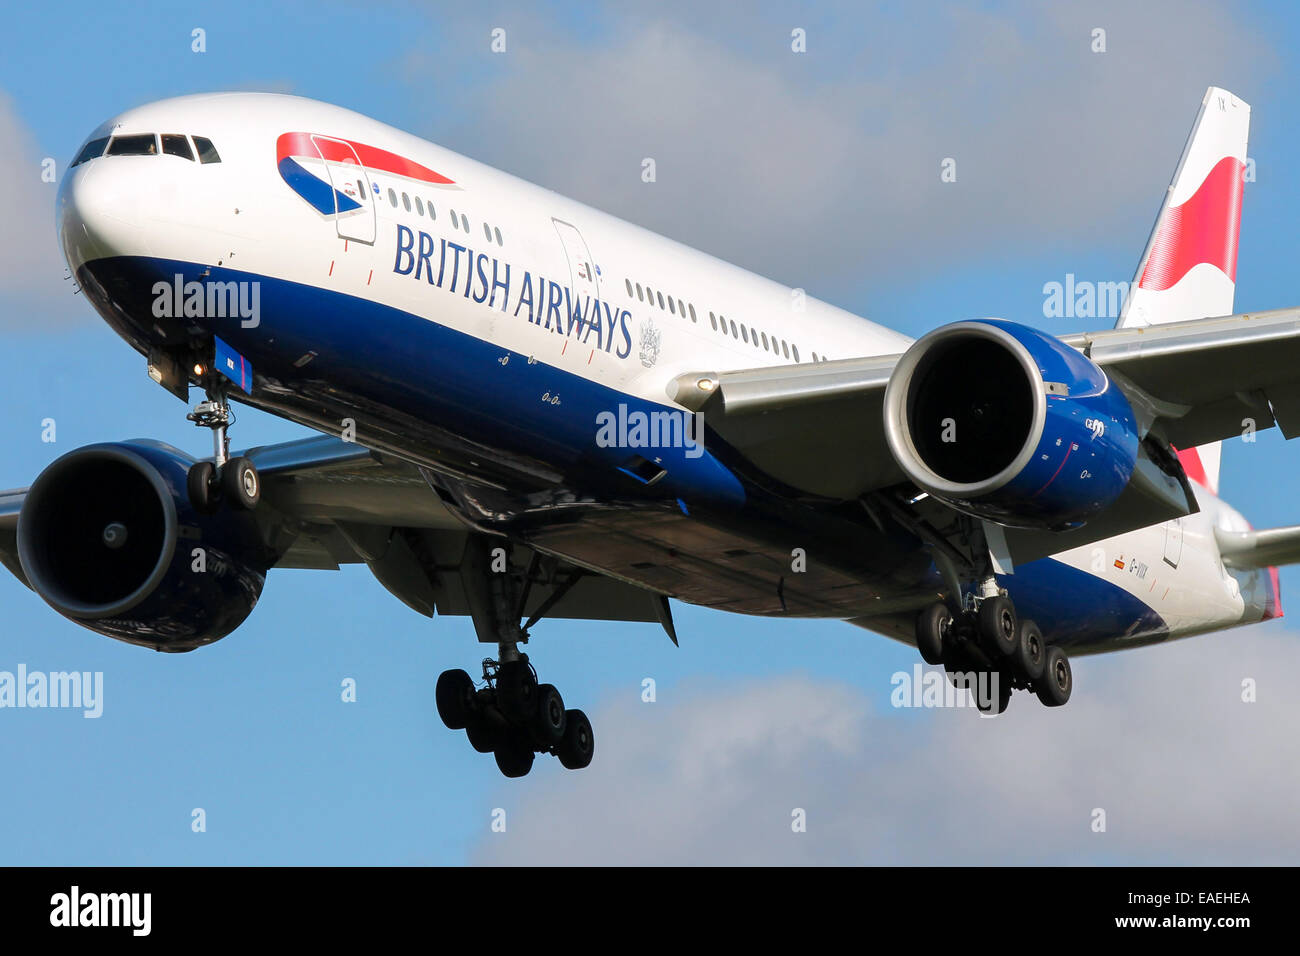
left=2, top=85, right=1298, bottom=778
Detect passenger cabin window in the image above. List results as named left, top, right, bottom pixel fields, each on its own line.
left=388, top=188, right=398, bottom=207
left=636, top=284, right=644, bottom=301
left=709, top=311, right=717, bottom=330
left=625, top=279, right=633, bottom=296
left=402, top=192, right=412, bottom=212
left=107, top=134, right=157, bottom=156
left=426, top=199, right=436, bottom=219
left=494, top=226, right=503, bottom=245
left=792, top=345, right=800, bottom=362
left=689, top=304, right=697, bottom=323
left=484, top=222, right=493, bottom=242
left=161, top=134, right=193, bottom=160
left=71, top=136, right=110, bottom=167
left=193, top=136, right=221, bottom=164
left=415, top=196, right=424, bottom=215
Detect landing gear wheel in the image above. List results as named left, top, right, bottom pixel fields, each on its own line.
left=974, top=674, right=1012, bottom=715
left=978, top=595, right=1018, bottom=658
left=1035, top=645, right=1072, bottom=707
left=915, top=601, right=952, bottom=666
left=494, top=733, right=536, bottom=778
left=466, top=718, right=503, bottom=754
left=435, top=669, right=475, bottom=730
left=1013, top=620, right=1046, bottom=682
left=186, top=461, right=221, bottom=515
left=221, top=455, right=260, bottom=510
left=557, top=708, right=594, bottom=770
left=496, top=660, right=538, bottom=722
left=532, top=683, right=567, bottom=749
left=941, top=643, right=973, bottom=689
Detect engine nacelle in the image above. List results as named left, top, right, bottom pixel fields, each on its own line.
left=17, top=442, right=277, bottom=651
left=883, top=319, right=1140, bottom=530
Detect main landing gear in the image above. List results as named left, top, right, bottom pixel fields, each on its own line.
left=915, top=588, right=1072, bottom=715
left=435, top=651, right=594, bottom=778
left=185, top=389, right=260, bottom=514
left=435, top=540, right=595, bottom=778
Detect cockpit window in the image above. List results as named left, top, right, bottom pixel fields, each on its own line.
left=107, top=134, right=158, bottom=156
left=161, top=134, right=194, bottom=160
left=71, top=136, right=110, bottom=168
left=192, top=136, right=221, bottom=164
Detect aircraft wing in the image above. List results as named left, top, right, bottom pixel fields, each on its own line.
left=0, top=435, right=660, bottom=625
left=1064, top=307, right=1300, bottom=448
left=673, top=307, right=1300, bottom=501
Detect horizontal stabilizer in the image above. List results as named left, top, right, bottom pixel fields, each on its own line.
left=1216, top=525, right=1300, bottom=569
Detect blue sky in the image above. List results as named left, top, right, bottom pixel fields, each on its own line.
left=2, top=0, right=1300, bottom=864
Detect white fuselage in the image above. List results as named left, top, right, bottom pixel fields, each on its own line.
left=56, top=93, right=1279, bottom=649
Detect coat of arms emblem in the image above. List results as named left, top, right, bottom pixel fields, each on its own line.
left=639, top=319, right=661, bottom=368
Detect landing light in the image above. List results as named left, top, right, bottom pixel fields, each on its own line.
left=193, top=363, right=206, bottom=376
left=697, top=378, right=716, bottom=392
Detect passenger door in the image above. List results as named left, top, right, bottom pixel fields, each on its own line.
left=310, top=135, right=376, bottom=245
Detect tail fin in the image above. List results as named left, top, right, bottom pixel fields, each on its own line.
left=1117, top=86, right=1251, bottom=495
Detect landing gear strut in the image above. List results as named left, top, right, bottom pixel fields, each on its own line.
left=185, top=389, right=259, bottom=514
left=435, top=542, right=595, bottom=777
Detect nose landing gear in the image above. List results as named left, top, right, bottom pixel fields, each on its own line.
left=185, top=389, right=260, bottom=514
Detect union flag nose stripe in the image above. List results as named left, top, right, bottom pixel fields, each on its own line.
left=275, top=132, right=455, bottom=186
left=1139, top=155, right=1245, bottom=292
left=275, top=131, right=457, bottom=217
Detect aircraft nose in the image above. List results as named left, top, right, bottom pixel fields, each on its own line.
left=57, top=158, right=140, bottom=276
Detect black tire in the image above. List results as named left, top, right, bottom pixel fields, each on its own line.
left=974, top=673, right=1012, bottom=715
left=186, top=461, right=221, bottom=514
left=977, top=595, right=1018, bottom=658
left=1013, top=619, right=1047, bottom=682
left=941, top=643, right=973, bottom=689
left=532, top=683, right=567, bottom=750
left=435, top=668, right=475, bottom=730
left=1035, top=645, right=1072, bottom=707
left=557, top=708, right=594, bottom=770
left=497, top=659, right=538, bottom=723
left=494, top=733, right=536, bottom=778
left=466, top=717, right=503, bottom=754
left=915, top=601, right=952, bottom=666
left=221, top=455, right=260, bottom=510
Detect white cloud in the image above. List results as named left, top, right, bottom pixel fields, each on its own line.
left=422, top=1, right=1273, bottom=296
left=0, top=91, right=72, bottom=308
left=475, top=624, right=1300, bottom=864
